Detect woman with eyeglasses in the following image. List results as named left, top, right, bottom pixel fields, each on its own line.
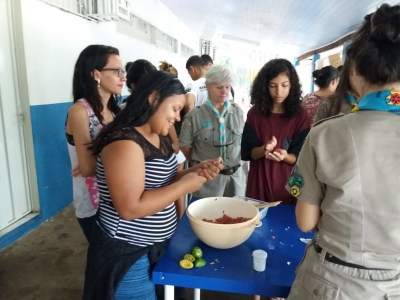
left=65, top=44, right=125, bottom=241
left=179, top=65, right=246, bottom=198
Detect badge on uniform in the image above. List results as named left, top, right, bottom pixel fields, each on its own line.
left=287, top=165, right=304, bottom=197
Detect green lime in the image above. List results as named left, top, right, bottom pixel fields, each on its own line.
left=194, top=258, right=206, bottom=268
left=184, top=254, right=196, bottom=262
left=191, top=246, right=203, bottom=259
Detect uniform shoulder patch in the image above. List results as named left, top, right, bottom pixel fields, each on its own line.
left=313, top=113, right=344, bottom=127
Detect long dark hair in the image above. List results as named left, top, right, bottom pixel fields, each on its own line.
left=73, top=45, right=121, bottom=125
left=312, top=66, right=339, bottom=88
left=126, top=59, right=157, bottom=90
left=347, top=4, right=400, bottom=85
left=91, top=71, right=186, bottom=155
left=250, top=59, right=302, bottom=119
left=327, top=58, right=355, bottom=116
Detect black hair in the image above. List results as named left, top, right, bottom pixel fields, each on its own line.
left=337, top=65, right=343, bottom=73
left=347, top=4, right=400, bottom=85
left=186, top=55, right=204, bottom=70
left=251, top=59, right=302, bottom=119
left=73, top=44, right=121, bottom=125
left=312, top=66, right=339, bottom=89
left=125, top=62, right=133, bottom=72
left=201, top=54, right=213, bottom=66
left=91, top=71, right=186, bottom=155
left=126, top=59, right=157, bottom=90
left=327, top=58, right=355, bottom=116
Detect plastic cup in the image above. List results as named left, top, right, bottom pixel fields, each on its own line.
left=252, top=249, right=267, bottom=272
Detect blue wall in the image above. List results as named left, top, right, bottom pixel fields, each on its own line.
left=0, top=102, right=73, bottom=250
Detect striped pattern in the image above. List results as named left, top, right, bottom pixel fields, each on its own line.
left=96, top=153, right=178, bottom=247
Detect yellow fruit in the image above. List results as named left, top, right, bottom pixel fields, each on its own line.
left=184, top=254, right=196, bottom=262
left=179, top=259, right=194, bottom=269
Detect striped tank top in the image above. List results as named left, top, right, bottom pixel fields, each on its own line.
left=96, top=127, right=178, bottom=247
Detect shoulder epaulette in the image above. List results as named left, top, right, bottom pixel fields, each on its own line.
left=313, top=113, right=344, bottom=127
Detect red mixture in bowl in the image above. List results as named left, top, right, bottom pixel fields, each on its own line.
left=202, top=213, right=252, bottom=224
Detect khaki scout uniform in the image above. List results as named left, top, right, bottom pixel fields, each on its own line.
left=287, top=112, right=400, bottom=300
left=179, top=102, right=246, bottom=199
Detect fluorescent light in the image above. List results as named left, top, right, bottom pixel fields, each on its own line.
left=222, top=35, right=260, bottom=47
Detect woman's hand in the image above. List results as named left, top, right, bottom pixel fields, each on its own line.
left=197, top=157, right=224, bottom=181
left=264, top=136, right=277, bottom=154
left=71, top=165, right=82, bottom=177
left=266, top=149, right=287, bottom=162
left=180, top=172, right=207, bottom=194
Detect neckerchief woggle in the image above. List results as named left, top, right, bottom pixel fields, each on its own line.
left=205, top=100, right=230, bottom=161
left=345, top=92, right=358, bottom=107
left=352, top=90, right=400, bottom=114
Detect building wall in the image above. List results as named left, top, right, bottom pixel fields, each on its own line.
left=0, top=0, right=199, bottom=250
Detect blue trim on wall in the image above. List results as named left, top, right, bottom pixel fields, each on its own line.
left=311, top=54, right=321, bottom=93
left=0, top=102, right=73, bottom=251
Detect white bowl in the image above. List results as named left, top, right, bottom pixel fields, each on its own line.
left=186, top=197, right=262, bottom=249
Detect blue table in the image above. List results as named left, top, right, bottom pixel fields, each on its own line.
left=152, top=204, right=313, bottom=299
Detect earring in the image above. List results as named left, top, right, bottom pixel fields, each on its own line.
left=97, top=80, right=100, bottom=88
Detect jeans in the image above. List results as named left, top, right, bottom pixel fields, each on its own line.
left=115, top=255, right=156, bottom=300
left=77, top=215, right=97, bottom=242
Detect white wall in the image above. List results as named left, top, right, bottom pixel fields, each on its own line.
left=21, top=0, right=200, bottom=105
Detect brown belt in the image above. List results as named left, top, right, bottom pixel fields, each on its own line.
left=312, top=239, right=382, bottom=270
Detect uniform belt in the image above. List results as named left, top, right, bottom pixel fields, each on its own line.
left=312, top=239, right=381, bottom=270
left=219, top=165, right=240, bottom=176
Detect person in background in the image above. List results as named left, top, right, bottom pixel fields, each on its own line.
left=83, top=71, right=223, bottom=300
left=315, top=58, right=360, bottom=122
left=65, top=45, right=125, bottom=241
left=302, top=65, right=339, bottom=123
left=125, top=61, right=133, bottom=73
left=337, top=64, right=343, bottom=74
left=287, top=5, right=400, bottom=299
left=241, top=59, right=311, bottom=205
left=159, top=60, right=178, bottom=77
left=123, top=59, right=157, bottom=97
left=201, top=54, right=213, bottom=70
left=180, top=65, right=246, bottom=198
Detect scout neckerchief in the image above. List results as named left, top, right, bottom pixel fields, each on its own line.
left=206, top=100, right=230, bottom=161
left=345, top=92, right=358, bottom=107
left=352, top=90, right=400, bottom=114
left=287, top=165, right=304, bottom=197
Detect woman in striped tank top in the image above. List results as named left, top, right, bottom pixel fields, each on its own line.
left=83, top=71, right=223, bottom=300
left=66, top=45, right=125, bottom=241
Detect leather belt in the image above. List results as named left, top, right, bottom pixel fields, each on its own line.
left=219, top=165, right=240, bottom=176
left=312, top=239, right=381, bottom=270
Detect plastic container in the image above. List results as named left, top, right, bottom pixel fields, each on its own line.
left=252, top=249, right=268, bottom=272
left=234, top=195, right=269, bottom=220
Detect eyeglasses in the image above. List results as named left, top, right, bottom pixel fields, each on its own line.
left=101, top=68, right=126, bottom=77
left=211, top=128, right=234, bottom=148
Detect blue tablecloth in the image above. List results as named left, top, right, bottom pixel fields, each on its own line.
left=152, top=203, right=313, bottom=297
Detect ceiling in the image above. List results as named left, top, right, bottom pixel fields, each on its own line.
left=160, top=0, right=399, bottom=57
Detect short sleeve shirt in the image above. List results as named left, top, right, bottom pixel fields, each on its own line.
left=288, top=111, right=400, bottom=269
left=179, top=102, right=244, bottom=167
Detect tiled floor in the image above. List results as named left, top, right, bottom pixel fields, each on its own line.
left=0, top=206, right=272, bottom=300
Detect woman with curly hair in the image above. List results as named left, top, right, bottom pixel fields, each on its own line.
left=241, top=59, right=311, bottom=206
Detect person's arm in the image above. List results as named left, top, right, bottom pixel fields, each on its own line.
left=241, top=121, right=264, bottom=161
left=285, top=134, right=325, bottom=231
left=68, top=103, right=96, bottom=177
left=168, top=126, right=179, bottom=154
left=296, top=200, right=320, bottom=232
left=101, top=140, right=207, bottom=220
left=179, top=113, right=194, bottom=162
left=185, top=94, right=195, bottom=113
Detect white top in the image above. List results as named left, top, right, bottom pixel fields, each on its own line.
left=186, top=77, right=233, bottom=107
left=66, top=99, right=102, bottom=219
left=175, top=150, right=186, bottom=164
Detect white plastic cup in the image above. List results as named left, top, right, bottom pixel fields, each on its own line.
left=252, top=249, right=267, bottom=272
